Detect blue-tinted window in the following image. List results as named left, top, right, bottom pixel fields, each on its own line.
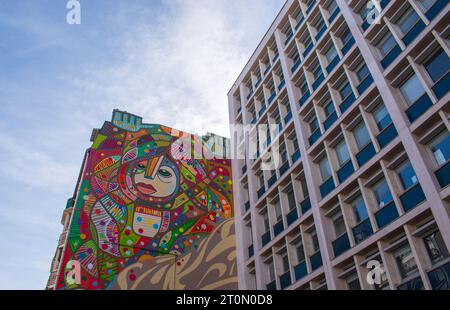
left=340, top=82, right=353, bottom=99
left=398, top=162, right=418, bottom=190
left=429, top=131, right=450, bottom=166
left=425, top=49, right=450, bottom=83
left=400, top=74, right=426, bottom=106
left=398, top=9, right=420, bottom=34
left=373, top=179, right=393, bottom=209
left=373, top=105, right=392, bottom=131
left=352, top=196, right=369, bottom=223
left=354, top=123, right=371, bottom=150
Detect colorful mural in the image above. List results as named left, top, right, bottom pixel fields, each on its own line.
left=55, top=110, right=236, bottom=290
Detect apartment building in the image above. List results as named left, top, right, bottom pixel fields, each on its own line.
left=228, top=0, right=449, bottom=290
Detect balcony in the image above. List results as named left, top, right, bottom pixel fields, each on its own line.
left=245, top=201, right=250, bottom=212
left=292, top=149, right=301, bottom=163
left=435, top=162, right=450, bottom=188
left=375, top=201, right=399, bottom=229
left=257, top=186, right=266, bottom=199
left=377, top=123, right=398, bottom=149
left=425, top=0, right=447, bottom=21
left=315, top=25, right=327, bottom=42
left=332, top=233, right=351, bottom=258
left=397, top=275, right=424, bottom=290
left=352, top=218, right=373, bottom=244
left=320, top=177, right=335, bottom=199
left=279, top=161, right=290, bottom=176
left=300, top=197, right=311, bottom=214
left=303, top=43, right=314, bottom=58
left=337, top=161, right=355, bottom=183
left=310, top=251, right=323, bottom=271
left=323, top=111, right=338, bottom=131
left=357, top=74, right=373, bottom=95
left=284, top=111, right=292, bottom=124
left=291, top=59, right=301, bottom=73
left=309, top=129, right=322, bottom=146
left=406, top=94, right=433, bottom=123
left=432, top=72, right=449, bottom=100
left=248, top=244, right=254, bottom=259
left=381, top=45, right=402, bottom=69
left=312, top=74, right=325, bottom=91
left=356, top=143, right=376, bottom=167
left=341, top=37, right=355, bottom=56
left=279, top=271, right=292, bottom=289
left=262, top=231, right=271, bottom=247
left=326, top=55, right=340, bottom=74
left=294, top=260, right=308, bottom=281
left=428, top=261, right=450, bottom=290
left=328, top=8, right=340, bottom=23
left=400, top=184, right=426, bottom=213
left=273, top=220, right=285, bottom=237
left=402, top=20, right=426, bottom=46
left=339, top=93, right=356, bottom=113
left=278, top=80, right=286, bottom=91
left=299, top=90, right=311, bottom=107
left=287, top=208, right=299, bottom=226
left=266, top=280, right=277, bottom=291
left=268, top=174, right=278, bottom=189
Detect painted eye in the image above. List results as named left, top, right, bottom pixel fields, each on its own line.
left=137, top=163, right=146, bottom=170
left=158, top=169, right=172, bottom=178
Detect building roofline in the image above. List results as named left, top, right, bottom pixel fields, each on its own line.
left=227, top=0, right=289, bottom=96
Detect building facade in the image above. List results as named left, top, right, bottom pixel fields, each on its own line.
left=47, top=110, right=236, bottom=290
left=228, top=0, right=449, bottom=290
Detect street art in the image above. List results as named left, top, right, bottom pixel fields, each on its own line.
left=56, top=111, right=236, bottom=290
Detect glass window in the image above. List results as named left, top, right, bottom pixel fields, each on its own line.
left=312, top=231, right=320, bottom=252
left=340, top=82, right=353, bottom=100
left=325, top=46, right=338, bottom=63
left=398, top=162, right=418, bottom=190
left=300, top=80, right=309, bottom=94
left=274, top=199, right=282, bottom=222
left=287, top=189, right=296, bottom=211
left=417, top=0, right=436, bottom=11
left=346, top=272, right=361, bottom=290
left=296, top=242, right=305, bottom=262
left=425, top=49, right=450, bottom=83
left=313, top=63, right=323, bottom=80
left=352, top=196, right=369, bottom=223
left=394, top=244, right=418, bottom=279
left=378, top=33, right=397, bottom=57
left=373, top=104, right=392, bottom=131
left=319, top=157, right=332, bottom=181
left=281, top=250, right=290, bottom=272
left=263, top=210, right=270, bottom=232
left=373, top=179, right=393, bottom=209
left=333, top=213, right=346, bottom=237
left=341, top=29, right=353, bottom=46
left=309, top=116, right=319, bottom=133
left=400, top=74, right=426, bottom=106
left=428, top=131, right=450, bottom=166
left=268, top=260, right=275, bottom=281
left=398, top=9, right=420, bottom=35
left=336, top=141, right=351, bottom=166
left=356, top=63, right=370, bottom=82
left=301, top=178, right=309, bottom=198
left=324, top=101, right=335, bottom=117
left=354, top=122, right=371, bottom=150
left=327, top=0, right=338, bottom=14
left=424, top=231, right=450, bottom=265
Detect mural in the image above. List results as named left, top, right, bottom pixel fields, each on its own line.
left=55, top=111, right=236, bottom=290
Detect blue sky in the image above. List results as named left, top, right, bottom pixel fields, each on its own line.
left=0, top=0, right=285, bottom=289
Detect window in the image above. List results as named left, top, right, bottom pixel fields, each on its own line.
left=417, top=0, right=436, bottom=11
left=268, top=260, right=275, bottom=281
left=428, top=131, right=450, bottom=166
left=424, top=231, right=450, bottom=265
left=373, top=104, right=392, bottom=131
left=324, top=101, right=335, bottom=117
left=296, top=241, right=305, bottom=262
left=301, top=178, right=309, bottom=198
left=424, top=49, right=450, bottom=83
left=327, top=0, right=338, bottom=15
left=332, top=212, right=346, bottom=237
left=274, top=199, right=282, bottom=222
left=281, top=249, right=290, bottom=272
left=394, top=244, right=418, bottom=279
left=336, top=141, right=351, bottom=166
left=397, top=9, right=420, bottom=35
left=341, top=29, right=353, bottom=46
left=373, top=179, right=393, bottom=209
left=340, top=82, right=353, bottom=100
left=397, top=162, right=418, bottom=190
left=263, top=210, right=270, bottom=232
left=309, top=116, right=319, bottom=133
left=400, top=74, right=426, bottom=106
left=325, top=46, right=338, bottom=63
left=312, top=63, right=323, bottom=80
left=319, top=157, right=332, bottom=181
left=311, top=231, right=320, bottom=253
left=346, top=272, right=361, bottom=290
left=352, top=196, right=369, bottom=223
left=356, top=63, right=370, bottom=82
left=258, top=172, right=265, bottom=188
left=377, top=33, right=397, bottom=57
left=354, top=122, right=371, bottom=150
left=287, top=189, right=296, bottom=211
left=300, top=80, right=309, bottom=95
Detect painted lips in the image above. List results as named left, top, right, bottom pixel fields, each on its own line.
left=136, top=182, right=156, bottom=195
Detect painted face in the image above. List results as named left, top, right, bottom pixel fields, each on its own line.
left=133, top=156, right=179, bottom=199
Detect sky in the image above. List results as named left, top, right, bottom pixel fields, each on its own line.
left=0, top=0, right=285, bottom=289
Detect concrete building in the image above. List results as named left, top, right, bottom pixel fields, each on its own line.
left=47, top=110, right=236, bottom=290
left=228, top=0, right=449, bottom=290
